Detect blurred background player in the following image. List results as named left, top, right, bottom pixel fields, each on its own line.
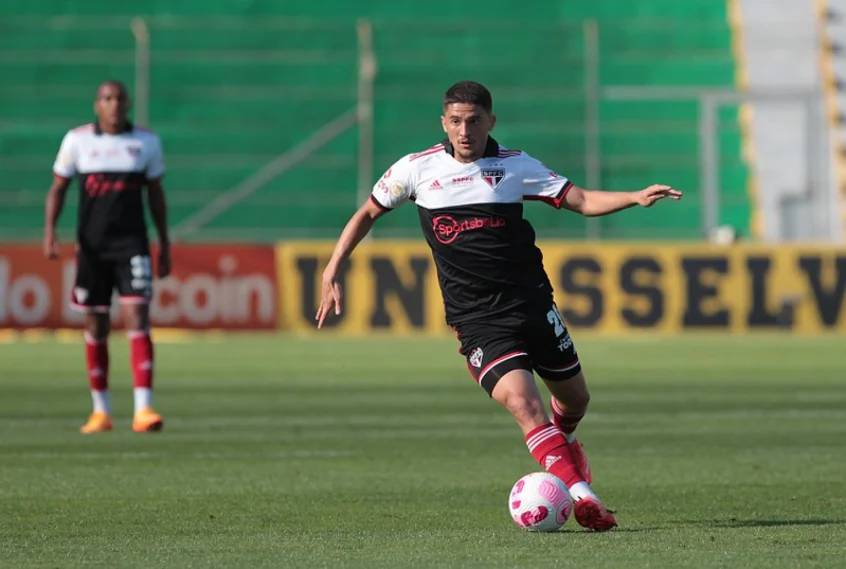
left=43, top=80, right=170, bottom=434
left=315, top=81, right=682, bottom=531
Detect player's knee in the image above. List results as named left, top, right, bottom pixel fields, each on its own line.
left=567, top=388, right=590, bottom=414
left=85, top=314, right=110, bottom=340
left=124, top=314, right=141, bottom=331
left=548, top=378, right=590, bottom=411
left=557, top=372, right=590, bottom=413
left=122, top=306, right=149, bottom=331
left=554, top=387, right=590, bottom=415
left=502, top=392, right=546, bottom=424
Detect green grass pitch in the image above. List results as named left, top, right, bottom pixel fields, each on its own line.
left=1, top=333, right=844, bottom=568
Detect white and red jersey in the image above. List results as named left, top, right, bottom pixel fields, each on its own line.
left=371, top=137, right=572, bottom=325
left=53, top=122, right=165, bottom=256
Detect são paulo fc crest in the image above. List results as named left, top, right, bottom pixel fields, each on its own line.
left=481, top=168, right=505, bottom=189
left=469, top=347, right=484, bottom=368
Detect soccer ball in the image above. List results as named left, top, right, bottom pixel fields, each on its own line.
left=508, top=472, right=573, bottom=531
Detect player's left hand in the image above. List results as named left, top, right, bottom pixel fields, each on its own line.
left=315, top=274, right=343, bottom=329
left=635, top=184, right=682, bottom=207
left=157, top=246, right=171, bottom=278
left=43, top=233, right=60, bottom=260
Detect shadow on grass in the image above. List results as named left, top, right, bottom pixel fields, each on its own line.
left=549, top=527, right=659, bottom=534
left=688, top=518, right=845, bottom=529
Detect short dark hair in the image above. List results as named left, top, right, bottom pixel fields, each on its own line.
left=443, top=81, right=493, bottom=113
left=96, top=80, right=129, bottom=98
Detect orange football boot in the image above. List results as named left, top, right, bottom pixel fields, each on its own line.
left=132, top=407, right=164, bottom=433
left=80, top=411, right=113, bottom=434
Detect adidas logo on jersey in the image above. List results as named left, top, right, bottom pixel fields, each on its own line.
left=428, top=179, right=442, bottom=190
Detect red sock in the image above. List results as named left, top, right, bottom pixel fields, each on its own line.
left=129, top=330, right=154, bottom=389
left=551, top=397, right=584, bottom=435
left=84, top=332, right=108, bottom=391
left=525, top=422, right=585, bottom=487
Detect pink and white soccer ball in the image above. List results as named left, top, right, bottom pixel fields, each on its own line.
left=508, top=472, right=573, bottom=531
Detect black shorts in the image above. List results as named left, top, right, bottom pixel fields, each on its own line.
left=70, top=248, right=153, bottom=313
left=455, top=301, right=581, bottom=396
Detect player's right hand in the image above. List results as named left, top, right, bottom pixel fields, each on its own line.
left=43, top=233, right=59, bottom=260
left=315, top=276, right=343, bottom=329
left=635, top=184, right=682, bottom=207
left=157, top=246, right=172, bottom=278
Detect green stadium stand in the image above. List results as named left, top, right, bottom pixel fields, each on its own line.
left=0, top=0, right=749, bottom=241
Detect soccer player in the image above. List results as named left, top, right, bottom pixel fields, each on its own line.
left=315, top=81, right=682, bottom=531
left=43, top=80, right=170, bottom=434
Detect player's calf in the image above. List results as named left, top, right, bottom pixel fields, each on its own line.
left=525, top=422, right=585, bottom=487
left=550, top=397, right=592, bottom=483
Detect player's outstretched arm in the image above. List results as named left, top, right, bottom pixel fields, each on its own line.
left=563, top=184, right=682, bottom=217
left=43, top=175, right=71, bottom=259
left=146, top=178, right=171, bottom=278
left=316, top=198, right=387, bottom=329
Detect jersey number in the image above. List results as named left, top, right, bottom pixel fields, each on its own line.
left=130, top=255, right=152, bottom=279
left=546, top=309, right=566, bottom=337
left=129, top=255, right=153, bottom=293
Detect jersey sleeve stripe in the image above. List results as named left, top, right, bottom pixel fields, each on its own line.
left=524, top=180, right=573, bottom=209
left=409, top=144, right=444, bottom=161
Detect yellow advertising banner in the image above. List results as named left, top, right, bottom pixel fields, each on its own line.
left=275, top=242, right=846, bottom=334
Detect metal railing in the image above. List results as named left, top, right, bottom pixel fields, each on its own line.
left=0, top=15, right=780, bottom=241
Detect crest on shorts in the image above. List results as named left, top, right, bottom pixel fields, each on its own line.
left=481, top=168, right=505, bottom=189
left=74, top=287, right=89, bottom=304
left=469, top=347, right=484, bottom=368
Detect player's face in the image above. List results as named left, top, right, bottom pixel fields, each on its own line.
left=441, top=103, right=496, bottom=163
left=94, top=83, right=130, bottom=132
